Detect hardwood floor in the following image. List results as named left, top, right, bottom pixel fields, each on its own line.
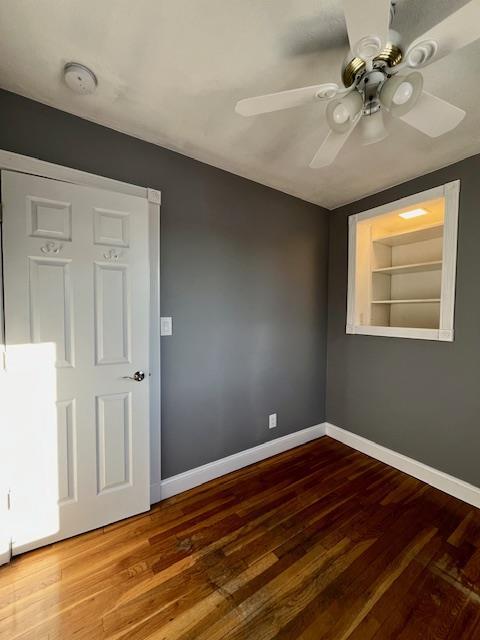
left=1, top=436, right=480, bottom=639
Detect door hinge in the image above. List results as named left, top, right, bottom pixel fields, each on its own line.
left=7, top=490, right=11, bottom=511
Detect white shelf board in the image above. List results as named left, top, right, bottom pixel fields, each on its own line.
left=351, top=325, right=441, bottom=341
left=372, top=260, right=442, bottom=276
left=371, top=298, right=441, bottom=304
left=373, top=223, right=443, bottom=246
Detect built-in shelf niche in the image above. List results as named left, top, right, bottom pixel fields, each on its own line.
left=346, top=181, right=460, bottom=341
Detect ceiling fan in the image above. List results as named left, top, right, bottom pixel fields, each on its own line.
left=235, top=0, right=480, bottom=168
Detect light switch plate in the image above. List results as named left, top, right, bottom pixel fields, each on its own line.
left=160, top=317, right=172, bottom=336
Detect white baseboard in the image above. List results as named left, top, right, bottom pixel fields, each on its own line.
left=152, top=423, right=326, bottom=502
left=326, top=423, right=480, bottom=509
left=151, top=421, right=480, bottom=510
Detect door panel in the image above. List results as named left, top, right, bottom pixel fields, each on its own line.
left=94, top=262, right=131, bottom=365
left=28, top=257, right=75, bottom=367
left=28, top=196, right=72, bottom=241
left=94, top=208, right=129, bottom=247
left=56, top=398, right=77, bottom=505
left=2, top=170, right=150, bottom=554
left=96, top=392, right=132, bottom=493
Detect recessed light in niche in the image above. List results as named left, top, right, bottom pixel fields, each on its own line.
left=399, top=208, right=428, bottom=219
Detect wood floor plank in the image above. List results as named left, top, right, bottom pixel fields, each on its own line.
left=1, top=436, right=480, bottom=639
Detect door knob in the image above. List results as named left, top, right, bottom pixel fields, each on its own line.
left=122, top=371, right=145, bottom=381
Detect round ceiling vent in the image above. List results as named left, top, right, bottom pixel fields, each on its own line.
left=64, top=62, right=97, bottom=95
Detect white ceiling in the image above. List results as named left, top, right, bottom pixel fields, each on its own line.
left=0, top=0, right=479, bottom=208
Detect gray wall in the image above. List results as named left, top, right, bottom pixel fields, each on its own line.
left=327, top=154, right=480, bottom=487
left=0, top=89, right=329, bottom=479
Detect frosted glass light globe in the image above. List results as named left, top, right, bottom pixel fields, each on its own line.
left=392, top=82, right=414, bottom=106
left=333, top=104, right=350, bottom=124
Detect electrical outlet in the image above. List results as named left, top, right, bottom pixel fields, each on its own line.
left=269, top=413, right=277, bottom=429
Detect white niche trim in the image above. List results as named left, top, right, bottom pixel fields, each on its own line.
left=346, top=181, right=460, bottom=341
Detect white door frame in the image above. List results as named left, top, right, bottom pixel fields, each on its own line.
left=0, top=149, right=162, bottom=519
left=0, top=215, right=11, bottom=566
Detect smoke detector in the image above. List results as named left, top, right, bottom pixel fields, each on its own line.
left=63, top=63, right=97, bottom=95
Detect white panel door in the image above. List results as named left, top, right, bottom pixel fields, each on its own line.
left=2, top=170, right=150, bottom=554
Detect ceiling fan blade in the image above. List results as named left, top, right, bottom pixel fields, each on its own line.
left=406, top=0, right=480, bottom=68
left=310, top=118, right=360, bottom=168
left=400, top=91, right=465, bottom=137
left=342, top=0, right=391, bottom=59
left=235, top=83, right=339, bottom=117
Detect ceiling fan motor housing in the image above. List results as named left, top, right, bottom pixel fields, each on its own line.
left=342, top=43, right=403, bottom=88
left=341, top=42, right=403, bottom=118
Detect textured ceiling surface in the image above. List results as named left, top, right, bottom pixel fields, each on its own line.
left=0, top=0, right=479, bottom=208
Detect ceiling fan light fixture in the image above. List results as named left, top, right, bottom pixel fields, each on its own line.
left=326, top=91, right=363, bottom=133
left=333, top=104, right=350, bottom=124
left=234, top=0, right=478, bottom=168
left=392, top=81, right=414, bottom=105
left=379, top=71, right=423, bottom=116
left=353, top=35, right=383, bottom=60
left=360, top=109, right=388, bottom=145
